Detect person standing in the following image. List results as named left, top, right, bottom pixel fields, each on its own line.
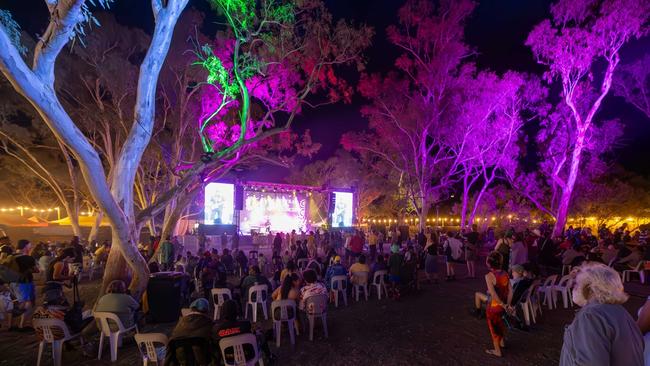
left=159, top=236, right=174, bottom=271
left=484, top=252, right=512, bottom=358
left=368, top=230, right=378, bottom=262
left=232, top=230, right=240, bottom=251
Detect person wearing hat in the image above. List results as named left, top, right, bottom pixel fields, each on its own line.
left=166, top=298, right=218, bottom=366
left=169, top=298, right=215, bottom=341
left=324, top=255, right=347, bottom=290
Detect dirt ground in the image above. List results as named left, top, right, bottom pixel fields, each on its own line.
left=1, top=259, right=647, bottom=366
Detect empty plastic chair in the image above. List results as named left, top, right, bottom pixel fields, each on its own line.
left=34, top=318, right=83, bottom=366
left=271, top=299, right=298, bottom=347
left=623, top=261, right=645, bottom=284
left=211, top=288, right=232, bottom=321
left=218, top=333, right=264, bottom=366
left=330, top=275, right=348, bottom=307
left=94, top=311, right=138, bottom=362
left=305, top=294, right=328, bottom=341
left=245, top=284, right=269, bottom=322
left=552, top=275, right=574, bottom=309
left=371, top=270, right=388, bottom=300
left=537, top=275, right=558, bottom=310
left=135, top=333, right=168, bottom=366
left=351, top=272, right=369, bottom=301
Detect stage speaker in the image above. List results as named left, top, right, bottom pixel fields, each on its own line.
left=235, top=185, right=244, bottom=210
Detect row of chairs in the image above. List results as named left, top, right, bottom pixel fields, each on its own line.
left=518, top=274, right=575, bottom=326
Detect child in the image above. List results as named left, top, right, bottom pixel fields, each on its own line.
left=0, top=280, right=15, bottom=328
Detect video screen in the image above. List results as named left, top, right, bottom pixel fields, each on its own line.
left=204, top=183, right=234, bottom=225
left=332, top=191, right=353, bottom=227
left=240, top=191, right=307, bottom=234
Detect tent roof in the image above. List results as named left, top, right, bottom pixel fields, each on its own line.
left=49, top=215, right=110, bottom=227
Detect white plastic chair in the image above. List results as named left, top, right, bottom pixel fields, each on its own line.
left=330, top=275, right=348, bottom=307
left=297, top=258, right=308, bottom=270
left=34, top=318, right=83, bottom=366
left=95, top=311, right=138, bottom=362
left=135, top=333, right=168, bottom=366
left=305, top=294, right=328, bottom=341
left=623, top=261, right=645, bottom=284
left=271, top=300, right=298, bottom=347
left=218, top=333, right=264, bottom=366
left=537, top=275, right=558, bottom=310
left=551, top=275, right=574, bottom=309
left=245, top=284, right=269, bottom=322
left=211, top=288, right=232, bottom=321
left=351, top=272, right=369, bottom=301
left=520, top=281, right=541, bottom=326
left=371, top=270, right=388, bottom=300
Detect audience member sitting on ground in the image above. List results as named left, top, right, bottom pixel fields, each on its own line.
left=484, top=252, right=512, bottom=358
left=349, top=255, right=370, bottom=286
left=324, top=256, right=347, bottom=290
left=166, top=298, right=217, bottom=366
left=239, top=265, right=272, bottom=303
left=560, top=262, right=643, bottom=366
left=95, top=280, right=141, bottom=330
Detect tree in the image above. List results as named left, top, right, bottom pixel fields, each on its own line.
left=343, top=0, right=482, bottom=230
left=0, top=0, right=191, bottom=296
left=525, top=0, right=650, bottom=236
left=614, top=53, right=650, bottom=119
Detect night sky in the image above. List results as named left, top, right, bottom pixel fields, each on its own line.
left=3, top=0, right=650, bottom=179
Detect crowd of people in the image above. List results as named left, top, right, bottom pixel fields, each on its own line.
left=0, top=220, right=649, bottom=364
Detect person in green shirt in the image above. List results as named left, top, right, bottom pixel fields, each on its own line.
left=159, top=236, right=174, bottom=271
left=95, top=280, right=140, bottom=330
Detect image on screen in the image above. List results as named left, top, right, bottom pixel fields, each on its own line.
left=240, top=191, right=307, bottom=234
left=332, top=191, right=353, bottom=228
left=204, top=183, right=234, bottom=225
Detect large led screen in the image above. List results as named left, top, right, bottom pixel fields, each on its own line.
left=204, top=183, right=234, bottom=225
left=332, top=191, right=353, bottom=227
left=240, top=191, right=307, bottom=234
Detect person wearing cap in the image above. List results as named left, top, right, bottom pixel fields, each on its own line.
left=169, top=298, right=216, bottom=341
left=324, top=255, right=347, bottom=290
left=95, top=280, right=140, bottom=330
left=165, top=298, right=218, bottom=366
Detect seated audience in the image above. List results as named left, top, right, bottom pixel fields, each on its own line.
left=349, top=255, right=370, bottom=286
left=166, top=298, right=217, bottom=366
left=239, top=265, right=272, bottom=303
left=298, top=270, right=327, bottom=312
left=324, top=256, right=347, bottom=290
left=215, top=300, right=273, bottom=364
left=95, top=280, right=140, bottom=330
left=272, top=273, right=300, bottom=302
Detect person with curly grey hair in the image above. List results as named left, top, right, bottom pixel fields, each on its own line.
left=560, top=262, right=643, bottom=366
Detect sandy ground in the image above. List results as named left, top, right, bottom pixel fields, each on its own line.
left=1, top=258, right=647, bottom=366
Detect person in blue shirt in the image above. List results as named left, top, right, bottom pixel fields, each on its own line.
left=325, top=256, right=347, bottom=290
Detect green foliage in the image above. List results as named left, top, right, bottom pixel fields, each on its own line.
left=0, top=10, right=27, bottom=55
left=210, top=0, right=256, bottom=33
left=270, top=3, right=294, bottom=23
left=196, top=44, right=239, bottom=97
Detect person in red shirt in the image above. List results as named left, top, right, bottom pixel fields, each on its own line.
left=348, top=231, right=364, bottom=266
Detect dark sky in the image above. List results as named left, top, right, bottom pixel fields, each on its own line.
left=2, top=0, right=649, bottom=179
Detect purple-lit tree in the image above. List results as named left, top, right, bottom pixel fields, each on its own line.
left=614, top=53, right=650, bottom=119
left=343, top=0, right=480, bottom=230
left=526, top=0, right=649, bottom=236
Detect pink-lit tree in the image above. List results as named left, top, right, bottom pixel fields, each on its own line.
left=526, top=0, right=649, bottom=236
left=343, top=0, right=480, bottom=230
left=614, top=53, right=650, bottom=119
